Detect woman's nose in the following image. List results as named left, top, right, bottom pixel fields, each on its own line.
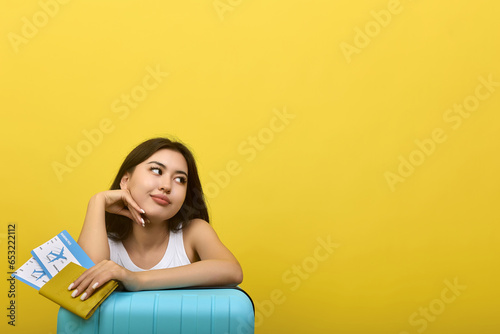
left=159, top=176, right=172, bottom=193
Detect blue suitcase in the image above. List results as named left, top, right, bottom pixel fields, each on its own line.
left=57, top=287, right=254, bottom=334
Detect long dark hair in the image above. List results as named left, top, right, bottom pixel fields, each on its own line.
left=106, top=137, right=209, bottom=241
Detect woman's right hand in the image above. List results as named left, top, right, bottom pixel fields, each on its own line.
left=78, top=189, right=145, bottom=263
left=98, top=190, right=146, bottom=227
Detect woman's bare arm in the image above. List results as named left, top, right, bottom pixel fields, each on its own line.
left=77, top=191, right=145, bottom=264
left=135, top=219, right=243, bottom=290
left=70, top=219, right=243, bottom=300
left=77, top=194, right=110, bottom=263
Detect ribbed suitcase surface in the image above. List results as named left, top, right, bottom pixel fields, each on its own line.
left=57, top=288, right=254, bottom=334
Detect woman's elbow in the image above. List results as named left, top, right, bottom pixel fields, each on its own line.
left=228, top=263, right=243, bottom=286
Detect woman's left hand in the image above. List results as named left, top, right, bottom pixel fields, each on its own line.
left=67, top=260, right=139, bottom=301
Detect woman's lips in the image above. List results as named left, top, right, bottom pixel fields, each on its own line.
left=151, top=194, right=170, bottom=206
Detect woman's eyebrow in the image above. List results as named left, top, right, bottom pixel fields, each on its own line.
left=147, top=161, right=188, bottom=176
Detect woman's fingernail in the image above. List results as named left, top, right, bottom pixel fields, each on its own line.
left=68, top=283, right=74, bottom=291
left=141, top=218, right=145, bottom=227
left=141, top=209, right=145, bottom=214
left=92, top=282, right=99, bottom=290
left=71, top=289, right=78, bottom=298
left=80, top=292, right=87, bottom=301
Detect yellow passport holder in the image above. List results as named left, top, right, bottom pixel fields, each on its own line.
left=39, top=262, right=119, bottom=320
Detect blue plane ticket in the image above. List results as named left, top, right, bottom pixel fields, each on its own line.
left=12, top=257, right=50, bottom=290
left=30, top=230, right=94, bottom=279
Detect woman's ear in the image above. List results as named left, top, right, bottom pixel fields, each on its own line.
left=120, top=173, right=130, bottom=190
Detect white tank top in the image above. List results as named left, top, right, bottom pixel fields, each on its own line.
left=108, top=229, right=191, bottom=271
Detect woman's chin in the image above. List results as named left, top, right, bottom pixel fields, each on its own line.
left=143, top=214, right=174, bottom=225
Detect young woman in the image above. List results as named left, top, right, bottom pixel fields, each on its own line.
left=68, top=138, right=243, bottom=301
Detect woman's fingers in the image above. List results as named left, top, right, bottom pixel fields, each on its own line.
left=122, top=191, right=145, bottom=215
left=68, top=261, right=104, bottom=297
left=79, top=274, right=107, bottom=300
left=121, top=192, right=146, bottom=227
left=68, top=269, right=95, bottom=299
left=103, top=190, right=146, bottom=227
left=69, top=264, right=106, bottom=300
left=68, top=260, right=125, bottom=301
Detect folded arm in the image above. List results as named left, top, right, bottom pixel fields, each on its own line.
left=71, top=219, right=243, bottom=300
left=77, top=191, right=145, bottom=264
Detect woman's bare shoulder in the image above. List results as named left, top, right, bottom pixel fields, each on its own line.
left=183, top=218, right=215, bottom=240
left=183, top=218, right=240, bottom=265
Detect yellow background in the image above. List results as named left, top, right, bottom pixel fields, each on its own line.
left=1, top=1, right=499, bottom=333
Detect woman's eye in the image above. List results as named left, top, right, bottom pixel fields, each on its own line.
left=175, top=176, right=187, bottom=184
left=150, top=167, right=162, bottom=175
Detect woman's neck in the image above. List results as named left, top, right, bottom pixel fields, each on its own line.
left=124, top=221, right=169, bottom=253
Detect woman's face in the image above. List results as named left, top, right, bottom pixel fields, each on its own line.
left=120, top=149, right=188, bottom=223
